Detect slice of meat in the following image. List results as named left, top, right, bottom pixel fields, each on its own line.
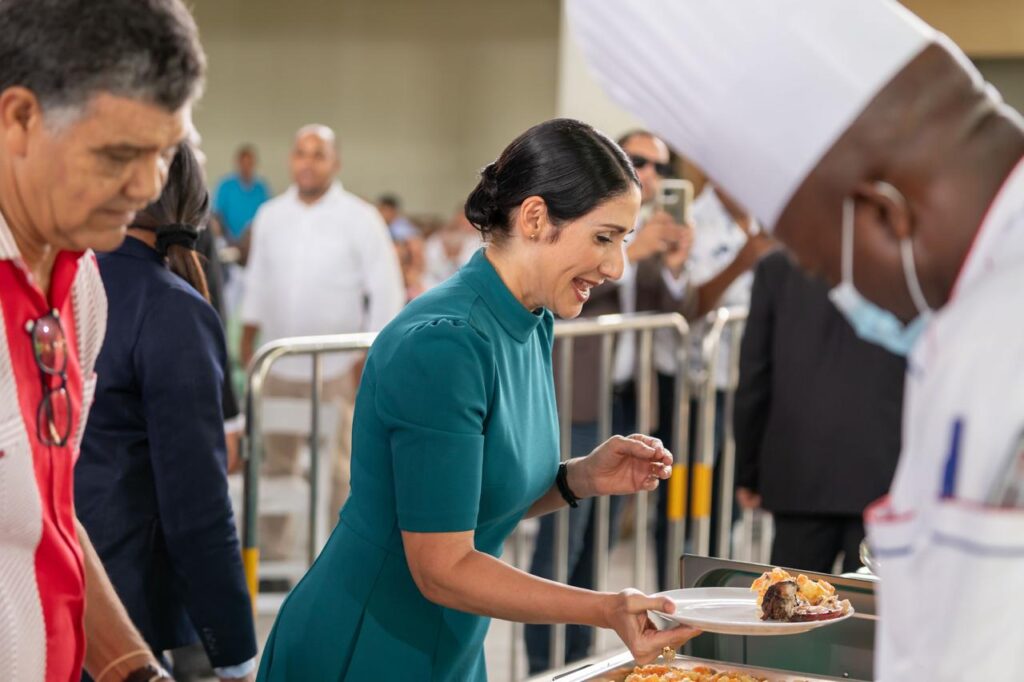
left=759, top=580, right=799, bottom=621
left=789, top=602, right=849, bottom=622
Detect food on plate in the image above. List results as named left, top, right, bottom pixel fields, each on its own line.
left=750, top=567, right=851, bottom=622
left=625, top=663, right=766, bottom=682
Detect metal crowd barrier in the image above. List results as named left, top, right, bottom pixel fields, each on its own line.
left=239, top=332, right=376, bottom=600
left=701, top=307, right=747, bottom=559
left=702, top=306, right=774, bottom=565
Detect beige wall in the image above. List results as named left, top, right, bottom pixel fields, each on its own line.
left=192, top=0, right=559, bottom=218
left=903, top=0, right=1024, bottom=57
left=556, top=0, right=641, bottom=141
left=977, top=59, right=1024, bottom=113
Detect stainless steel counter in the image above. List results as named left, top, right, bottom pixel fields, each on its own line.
left=529, top=651, right=855, bottom=682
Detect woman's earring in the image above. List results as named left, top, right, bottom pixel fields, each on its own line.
left=530, top=232, right=538, bottom=241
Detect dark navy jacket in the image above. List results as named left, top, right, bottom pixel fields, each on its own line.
left=75, top=237, right=256, bottom=667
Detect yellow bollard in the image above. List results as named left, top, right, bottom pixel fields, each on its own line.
left=243, top=547, right=260, bottom=610
left=667, top=463, right=688, bottom=520
left=691, top=463, right=713, bottom=519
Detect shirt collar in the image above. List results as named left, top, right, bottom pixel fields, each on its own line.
left=951, top=155, right=1024, bottom=300
left=459, top=248, right=544, bottom=343
left=111, top=235, right=163, bottom=264
left=285, top=180, right=344, bottom=207
left=0, top=209, right=22, bottom=260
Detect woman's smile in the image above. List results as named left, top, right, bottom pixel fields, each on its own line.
left=571, top=276, right=601, bottom=303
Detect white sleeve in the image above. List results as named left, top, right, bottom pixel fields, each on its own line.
left=359, top=207, right=406, bottom=331
left=239, top=210, right=267, bottom=326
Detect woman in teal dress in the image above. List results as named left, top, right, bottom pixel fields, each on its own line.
left=256, top=119, right=699, bottom=681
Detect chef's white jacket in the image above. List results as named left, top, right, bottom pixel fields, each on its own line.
left=867, top=158, right=1024, bottom=679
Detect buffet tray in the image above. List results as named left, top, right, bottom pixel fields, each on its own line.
left=539, top=651, right=857, bottom=682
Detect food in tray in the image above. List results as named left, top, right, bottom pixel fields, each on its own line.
left=750, top=567, right=851, bottom=622
left=625, top=663, right=767, bottom=682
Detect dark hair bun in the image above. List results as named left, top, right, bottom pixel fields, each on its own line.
left=462, top=118, right=638, bottom=243
left=464, top=162, right=504, bottom=235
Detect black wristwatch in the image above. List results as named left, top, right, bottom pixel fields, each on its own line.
left=556, top=461, right=580, bottom=508
left=123, top=664, right=173, bottom=682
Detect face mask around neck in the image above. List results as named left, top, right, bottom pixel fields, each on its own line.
left=827, top=184, right=932, bottom=357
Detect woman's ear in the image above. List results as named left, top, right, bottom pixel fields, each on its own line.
left=853, top=180, right=912, bottom=242
left=516, top=195, right=549, bottom=242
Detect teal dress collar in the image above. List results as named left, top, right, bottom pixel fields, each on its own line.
left=460, top=248, right=544, bottom=343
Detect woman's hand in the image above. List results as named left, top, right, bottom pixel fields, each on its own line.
left=604, top=589, right=701, bottom=665
left=570, top=434, right=673, bottom=498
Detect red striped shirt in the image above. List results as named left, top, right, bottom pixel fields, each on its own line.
left=0, top=216, right=106, bottom=682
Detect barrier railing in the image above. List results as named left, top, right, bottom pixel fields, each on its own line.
left=699, top=307, right=774, bottom=565
left=240, top=332, right=376, bottom=600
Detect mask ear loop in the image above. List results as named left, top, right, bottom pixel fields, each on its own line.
left=901, top=239, right=932, bottom=314
left=841, top=198, right=855, bottom=284
left=875, top=180, right=932, bottom=315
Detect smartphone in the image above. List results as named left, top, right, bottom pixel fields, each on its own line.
left=656, top=179, right=694, bottom=225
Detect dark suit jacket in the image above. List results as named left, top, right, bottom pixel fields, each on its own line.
left=734, top=251, right=905, bottom=515
left=75, top=237, right=256, bottom=666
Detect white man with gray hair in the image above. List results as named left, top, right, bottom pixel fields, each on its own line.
left=0, top=1, right=208, bottom=680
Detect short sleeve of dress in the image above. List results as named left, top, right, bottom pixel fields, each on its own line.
left=374, top=319, right=495, bottom=532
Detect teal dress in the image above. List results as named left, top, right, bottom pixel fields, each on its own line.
left=257, top=249, right=559, bottom=681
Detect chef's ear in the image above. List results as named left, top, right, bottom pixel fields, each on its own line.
left=853, top=180, right=912, bottom=242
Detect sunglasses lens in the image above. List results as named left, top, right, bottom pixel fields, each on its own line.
left=32, top=314, right=67, bottom=375
left=38, top=385, right=72, bottom=447
left=629, top=155, right=649, bottom=170
left=656, top=163, right=674, bottom=177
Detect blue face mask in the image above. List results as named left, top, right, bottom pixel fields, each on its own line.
left=828, top=188, right=932, bottom=357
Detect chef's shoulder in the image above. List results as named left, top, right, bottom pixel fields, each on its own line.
left=922, top=264, right=1024, bottom=498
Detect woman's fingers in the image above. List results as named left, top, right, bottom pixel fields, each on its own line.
left=632, top=625, right=703, bottom=664
left=624, top=592, right=675, bottom=616
left=622, top=434, right=674, bottom=466
left=650, top=461, right=673, bottom=479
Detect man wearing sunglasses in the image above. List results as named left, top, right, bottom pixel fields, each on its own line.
left=0, top=2, right=206, bottom=681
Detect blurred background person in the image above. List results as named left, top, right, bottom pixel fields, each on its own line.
left=76, top=144, right=257, bottom=682
left=378, top=193, right=426, bottom=299
left=734, top=250, right=905, bottom=574
left=422, top=209, right=482, bottom=289
left=214, top=144, right=271, bottom=245
left=240, top=124, right=404, bottom=566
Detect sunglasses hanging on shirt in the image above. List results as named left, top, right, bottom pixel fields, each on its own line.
left=25, top=310, right=72, bottom=447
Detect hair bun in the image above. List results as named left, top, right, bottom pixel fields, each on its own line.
left=464, top=161, right=504, bottom=233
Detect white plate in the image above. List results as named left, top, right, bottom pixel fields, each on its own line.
left=649, top=587, right=855, bottom=636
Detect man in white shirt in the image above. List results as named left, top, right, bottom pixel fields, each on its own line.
left=240, top=124, right=404, bottom=560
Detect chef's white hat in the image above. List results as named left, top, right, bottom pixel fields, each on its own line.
left=568, top=0, right=937, bottom=229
